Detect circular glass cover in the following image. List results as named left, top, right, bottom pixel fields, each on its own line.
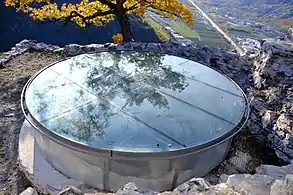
left=26, top=51, right=247, bottom=152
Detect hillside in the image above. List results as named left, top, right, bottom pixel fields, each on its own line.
left=195, top=0, right=293, bottom=39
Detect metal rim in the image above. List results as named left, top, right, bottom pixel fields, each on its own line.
left=21, top=50, right=250, bottom=160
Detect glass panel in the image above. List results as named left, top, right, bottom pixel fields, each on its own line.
left=50, top=53, right=122, bottom=96
left=41, top=100, right=183, bottom=152
left=158, top=78, right=245, bottom=125
left=26, top=70, right=98, bottom=122
left=105, top=87, right=235, bottom=147
left=26, top=51, right=247, bottom=151
left=161, top=56, right=243, bottom=96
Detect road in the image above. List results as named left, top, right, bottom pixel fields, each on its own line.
left=185, top=0, right=246, bottom=55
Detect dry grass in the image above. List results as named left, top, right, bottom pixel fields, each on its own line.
left=0, top=52, right=59, bottom=194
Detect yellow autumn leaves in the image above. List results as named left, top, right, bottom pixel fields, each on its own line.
left=5, top=0, right=194, bottom=43
left=112, top=33, right=124, bottom=44
left=125, top=0, right=194, bottom=26
left=27, top=0, right=115, bottom=27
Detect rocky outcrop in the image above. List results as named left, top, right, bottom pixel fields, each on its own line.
left=2, top=32, right=293, bottom=194
left=286, top=27, right=293, bottom=41
left=0, top=39, right=251, bottom=90
left=257, top=160, right=293, bottom=179
left=0, top=40, right=60, bottom=68
left=19, top=187, right=38, bottom=195
left=54, top=161, right=293, bottom=195
left=1, top=36, right=291, bottom=162
left=250, top=35, right=293, bottom=162
left=114, top=161, right=293, bottom=195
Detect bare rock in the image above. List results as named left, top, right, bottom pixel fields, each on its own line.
left=116, top=183, right=141, bottom=195
left=271, top=174, right=293, bottom=195
left=19, top=187, right=38, bottom=195
left=287, top=27, right=293, bottom=41
left=62, top=44, right=84, bottom=56
left=226, top=174, right=275, bottom=195
left=219, top=174, right=229, bottom=183
left=58, top=186, right=84, bottom=195
left=206, top=183, right=239, bottom=195
left=173, top=178, right=210, bottom=195
left=116, top=183, right=157, bottom=195
left=261, top=110, right=276, bottom=128
left=249, top=34, right=293, bottom=162
left=0, top=34, right=292, bottom=194
left=277, top=113, right=292, bottom=132
left=256, top=162, right=293, bottom=180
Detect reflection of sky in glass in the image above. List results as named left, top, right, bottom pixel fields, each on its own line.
left=26, top=70, right=98, bottom=122
left=26, top=51, right=247, bottom=152
left=160, top=56, right=242, bottom=96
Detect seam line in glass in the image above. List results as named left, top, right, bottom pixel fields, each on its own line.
left=160, top=91, right=236, bottom=125
left=184, top=76, right=243, bottom=98
left=39, top=98, right=99, bottom=123
left=164, top=60, right=243, bottom=98
left=88, top=63, right=241, bottom=125
left=50, top=69, right=187, bottom=148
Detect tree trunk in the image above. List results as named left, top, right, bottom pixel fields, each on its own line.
left=117, top=14, right=132, bottom=42
left=116, top=0, right=132, bottom=42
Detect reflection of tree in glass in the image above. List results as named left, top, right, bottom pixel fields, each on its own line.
left=32, top=81, right=58, bottom=121
left=28, top=75, right=110, bottom=142
left=51, top=102, right=115, bottom=143
left=32, top=80, right=88, bottom=119
left=84, top=52, right=189, bottom=109
left=125, top=52, right=189, bottom=93
left=34, top=90, right=49, bottom=122
left=59, top=51, right=190, bottom=142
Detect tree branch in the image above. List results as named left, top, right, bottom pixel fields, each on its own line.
left=125, top=3, right=138, bottom=11
left=98, top=0, right=116, bottom=10
left=64, top=9, right=115, bottom=26
left=148, top=7, right=180, bottom=18
left=72, top=10, right=115, bottom=20
left=144, top=1, right=181, bottom=18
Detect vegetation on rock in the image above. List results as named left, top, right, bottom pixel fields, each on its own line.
left=5, top=0, right=194, bottom=43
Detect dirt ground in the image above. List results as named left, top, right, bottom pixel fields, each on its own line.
left=0, top=52, right=59, bottom=194
left=0, top=52, right=283, bottom=194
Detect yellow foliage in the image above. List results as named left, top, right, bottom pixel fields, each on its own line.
left=144, top=17, right=170, bottom=42
left=5, top=0, right=194, bottom=42
left=112, top=33, right=123, bottom=44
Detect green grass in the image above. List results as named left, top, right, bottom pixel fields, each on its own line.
left=143, top=17, right=171, bottom=42
left=193, top=22, right=223, bottom=38
left=144, top=16, right=231, bottom=49
left=170, top=20, right=199, bottom=39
